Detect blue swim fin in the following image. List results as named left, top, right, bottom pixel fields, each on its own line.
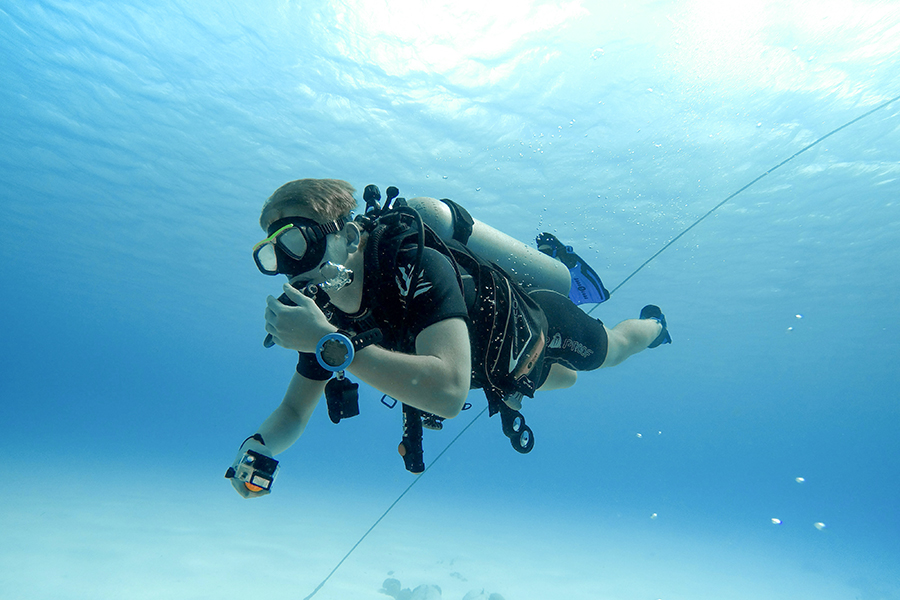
left=536, top=233, right=610, bottom=306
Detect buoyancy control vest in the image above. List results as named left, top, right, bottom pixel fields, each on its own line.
left=353, top=186, right=561, bottom=472
left=365, top=202, right=549, bottom=400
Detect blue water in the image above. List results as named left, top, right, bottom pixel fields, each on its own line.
left=2, top=1, right=898, bottom=598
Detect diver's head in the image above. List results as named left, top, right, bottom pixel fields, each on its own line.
left=255, top=179, right=363, bottom=285
left=259, top=178, right=357, bottom=229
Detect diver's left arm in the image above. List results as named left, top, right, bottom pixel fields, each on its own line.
left=343, top=317, right=471, bottom=419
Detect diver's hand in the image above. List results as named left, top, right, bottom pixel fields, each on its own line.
left=227, top=437, right=273, bottom=499
left=264, top=283, right=337, bottom=352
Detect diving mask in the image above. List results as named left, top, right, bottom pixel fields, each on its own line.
left=253, top=216, right=347, bottom=276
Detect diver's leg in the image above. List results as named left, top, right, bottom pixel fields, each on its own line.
left=600, top=319, right=663, bottom=368
left=537, top=363, right=577, bottom=391
left=529, top=289, right=608, bottom=371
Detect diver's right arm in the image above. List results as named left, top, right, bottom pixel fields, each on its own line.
left=228, top=372, right=324, bottom=499
left=254, top=371, right=326, bottom=455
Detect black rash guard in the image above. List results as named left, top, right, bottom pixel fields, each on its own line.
left=296, top=244, right=469, bottom=380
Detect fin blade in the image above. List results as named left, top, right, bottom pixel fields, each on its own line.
left=537, top=232, right=610, bottom=305
left=568, top=258, right=610, bottom=305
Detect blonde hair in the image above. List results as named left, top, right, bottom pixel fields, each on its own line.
left=259, top=178, right=357, bottom=229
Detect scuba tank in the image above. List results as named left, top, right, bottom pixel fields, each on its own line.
left=404, top=196, right=571, bottom=296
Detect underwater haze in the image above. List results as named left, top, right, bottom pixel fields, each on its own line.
left=1, top=0, right=899, bottom=598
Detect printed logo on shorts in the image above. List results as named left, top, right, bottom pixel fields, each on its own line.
left=549, top=333, right=562, bottom=349
left=562, top=338, right=594, bottom=359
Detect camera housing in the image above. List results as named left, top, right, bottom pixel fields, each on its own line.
left=226, top=449, right=280, bottom=493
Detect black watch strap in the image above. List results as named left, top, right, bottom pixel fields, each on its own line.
left=346, top=328, right=383, bottom=352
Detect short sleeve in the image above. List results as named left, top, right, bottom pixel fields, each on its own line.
left=395, top=246, right=469, bottom=337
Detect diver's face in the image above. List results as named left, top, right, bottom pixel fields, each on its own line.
left=259, top=207, right=347, bottom=285
left=287, top=234, right=350, bottom=287
left=262, top=212, right=350, bottom=286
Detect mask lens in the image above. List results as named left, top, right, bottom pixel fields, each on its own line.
left=254, top=243, right=279, bottom=275
left=278, top=227, right=309, bottom=260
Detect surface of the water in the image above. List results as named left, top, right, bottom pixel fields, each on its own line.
left=1, top=1, right=898, bottom=599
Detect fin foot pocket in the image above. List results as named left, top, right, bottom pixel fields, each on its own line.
left=536, top=233, right=576, bottom=268
left=640, top=304, right=672, bottom=348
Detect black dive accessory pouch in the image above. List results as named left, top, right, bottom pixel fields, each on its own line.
left=325, top=375, right=360, bottom=424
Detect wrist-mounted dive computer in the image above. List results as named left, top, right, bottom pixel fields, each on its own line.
left=315, top=329, right=383, bottom=371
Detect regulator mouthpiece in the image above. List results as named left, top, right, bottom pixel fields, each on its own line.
left=319, top=261, right=353, bottom=293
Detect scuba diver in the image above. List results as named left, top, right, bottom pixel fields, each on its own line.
left=226, top=178, right=671, bottom=497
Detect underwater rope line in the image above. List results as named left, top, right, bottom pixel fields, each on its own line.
left=589, top=91, right=900, bottom=311
left=303, top=92, right=900, bottom=599
left=302, top=406, right=489, bottom=600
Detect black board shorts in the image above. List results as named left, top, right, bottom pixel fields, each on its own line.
left=529, top=289, right=608, bottom=372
